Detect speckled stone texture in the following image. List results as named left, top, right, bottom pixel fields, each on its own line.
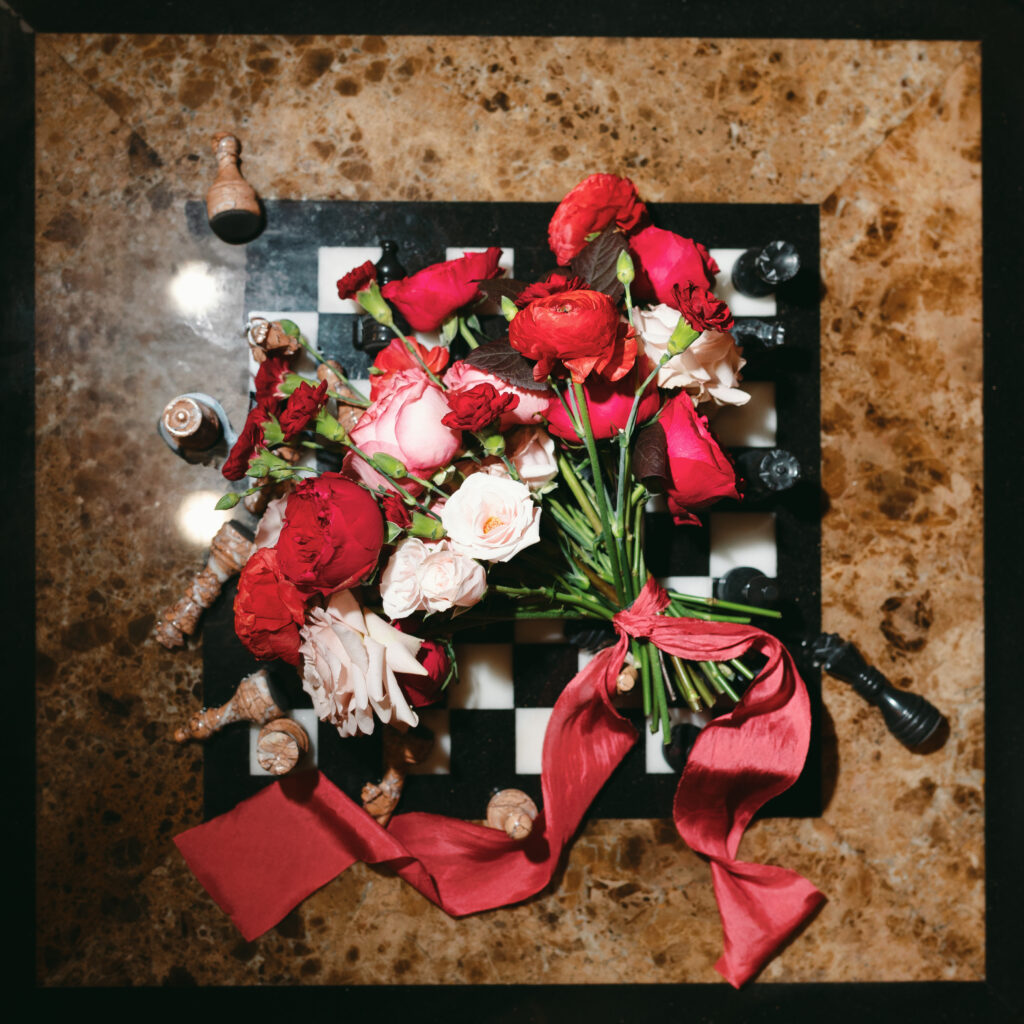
left=35, top=35, right=982, bottom=985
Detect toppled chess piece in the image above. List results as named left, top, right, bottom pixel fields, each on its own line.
left=154, top=520, right=256, bottom=648
left=256, top=717, right=310, bottom=775
left=247, top=317, right=301, bottom=364
left=206, top=133, right=264, bottom=244
left=354, top=240, right=408, bottom=356
left=486, top=788, right=539, bottom=841
left=731, top=241, right=801, bottom=298
left=736, top=448, right=802, bottom=497
left=361, top=724, right=434, bottom=827
left=174, top=668, right=284, bottom=743
left=732, top=318, right=786, bottom=350
left=805, top=632, right=945, bottom=749
left=715, top=566, right=779, bottom=608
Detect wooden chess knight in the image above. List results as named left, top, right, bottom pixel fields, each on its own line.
left=361, top=724, right=435, bottom=827
left=206, top=132, right=264, bottom=244
left=174, top=669, right=284, bottom=743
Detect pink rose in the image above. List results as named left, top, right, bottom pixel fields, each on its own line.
left=628, top=225, right=719, bottom=307
left=344, top=370, right=462, bottom=490
left=545, top=363, right=661, bottom=441
left=380, top=537, right=486, bottom=620
left=440, top=474, right=541, bottom=563
left=505, top=426, right=558, bottom=490
left=443, top=362, right=550, bottom=429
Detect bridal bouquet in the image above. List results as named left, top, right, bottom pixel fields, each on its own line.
left=181, top=175, right=823, bottom=987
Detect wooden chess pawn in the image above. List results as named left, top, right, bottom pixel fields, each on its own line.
left=154, top=520, right=256, bottom=648
left=256, top=717, right=310, bottom=775
left=361, top=724, right=434, bottom=827
left=486, top=789, right=538, bottom=841
left=161, top=395, right=222, bottom=452
left=174, top=669, right=284, bottom=743
left=206, top=132, right=263, bottom=244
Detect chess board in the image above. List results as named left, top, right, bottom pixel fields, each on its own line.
left=189, top=199, right=822, bottom=822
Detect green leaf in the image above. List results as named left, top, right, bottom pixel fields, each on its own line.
left=385, top=521, right=404, bottom=544
left=214, top=492, right=241, bottom=510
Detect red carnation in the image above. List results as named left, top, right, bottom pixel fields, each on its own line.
left=514, top=271, right=587, bottom=308
left=380, top=491, right=412, bottom=529
left=275, top=473, right=385, bottom=595
left=629, top=225, right=719, bottom=307
left=254, top=356, right=293, bottom=403
left=381, top=248, right=504, bottom=332
left=548, top=174, right=648, bottom=266
left=673, top=282, right=734, bottom=333
left=441, top=383, right=520, bottom=431
left=233, top=546, right=307, bottom=666
left=222, top=400, right=276, bottom=481
left=336, top=260, right=377, bottom=301
left=279, top=380, right=329, bottom=437
left=370, top=337, right=450, bottom=400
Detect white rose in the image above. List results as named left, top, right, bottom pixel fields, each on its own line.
left=418, top=543, right=487, bottom=612
left=635, top=303, right=750, bottom=406
left=380, top=537, right=431, bottom=621
left=441, top=473, right=541, bottom=563
left=506, top=426, right=558, bottom=490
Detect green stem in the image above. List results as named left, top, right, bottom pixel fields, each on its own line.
left=492, top=584, right=614, bottom=619
left=557, top=455, right=602, bottom=535
left=649, top=647, right=672, bottom=742
left=386, top=323, right=445, bottom=388
left=458, top=317, right=480, bottom=350
left=343, top=440, right=438, bottom=518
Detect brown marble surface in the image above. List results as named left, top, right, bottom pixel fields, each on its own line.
left=35, top=35, right=982, bottom=985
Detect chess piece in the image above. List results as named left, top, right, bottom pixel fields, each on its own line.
left=174, top=669, right=284, bottom=743
left=805, top=632, right=944, bottom=749
left=355, top=240, right=409, bottom=356
left=206, top=133, right=263, bottom=244
left=663, top=722, right=702, bottom=772
left=361, top=724, right=434, bottom=827
left=256, top=717, right=310, bottom=775
left=715, top=566, right=779, bottom=608
left=161, top=395, right=222, bottom=452
left=731, top=241, right=800, bottom=298
left=731, top=318, right=786, bottom=350
left=615, top=663, right=638, bottom=694
left=737, top=448, right=802, bottom=497
left=246, top=317, right=300, bottom=364
left=154, top=520, right=256, bottom=648
left=486, top=788, right=538, bottom=841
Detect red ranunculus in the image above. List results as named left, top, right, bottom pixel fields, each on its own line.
left=394, top=637, right=451, bottom=708
left=370, top=337, right=450, bottom=400
left=278, top=380, right=328, bottom=437
left=629, top=225, right=719, bottom=307
left=441, top=383, right=519, bottom=432
left=673, top=282, right=734, bottom=333
left=336, top=260, right=377, bottom=301
left=222, top=400, right=277, bottom=481
left=233, top=546, right=308, bottom=666
left=545, top=363, right=661, bottom=441
left=514, top=270, right=587, bottom=308
left=381, top=248, right=503, bottom=332
left=509, top=288, right=636, bottom=383
left=275, top=473, right=385, bottom=595
left=547, top=174, right=648, bottom=266
left=659, top=393, right=739, bottom=525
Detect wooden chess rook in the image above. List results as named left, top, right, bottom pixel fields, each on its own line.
left=256, top=717, right=310, bottom=775
left=361, top=725, right=434, bottom=827
left=206, top=132, right=263, bottom=244
left=485, top=789, right=538, bottom=841
left=154, top=520, right=255, bottom=648
left=174, top=669, right=284, bottom=743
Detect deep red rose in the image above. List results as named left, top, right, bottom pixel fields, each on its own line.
left=629, top=225, right=719, bottom=307
left=673, top=282, right=734, bottom=333
left=514, top=270, right=587, bottom=308
left=394, top=637, right=451, bottom=708
left=441, top=383, right=520, bottom=431
left=254, top=356, right=293, bottom=404
left=279, top=380, right=328, bottom=437
left=659, top=393, right=739, bottom=525
left=509, top=288, right=636, bottom=384
left=381, top=248, right=504, bottom=332
left=370, top=337, right=450, bottom=399
left=379, top=491, right=412, bottom=529
left=547, top=174, right=648, bottom=266
left=222, top=400, right=276, bottom=481
left=275, top=473, right=385, bottom=595
left=233, top=546, right=307, bottom=666
left=336, top=260, right=377, bottom=301
left=545, top=362, right=660, bottom=441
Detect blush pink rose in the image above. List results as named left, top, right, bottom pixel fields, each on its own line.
left=443, top=362, right=550, bottom=429
left=380, top=537, right=486, bottom=620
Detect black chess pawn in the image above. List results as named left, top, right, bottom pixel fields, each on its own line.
left=563, top=619, right=616, bottom=652
left=355, top=239, right=410, bottom=356
left=737, top=448, right=802, bottom=498
left=804, top=632, right=944, bottom=749
left=731, top=318, right=786, bottom=350
left=715, top=566, right=779, bottom=608
left=731, top=241, right=800, bottom=298
left=663, top=722, right=702, bottom=772
left=206, top=133, right=264, bottom=244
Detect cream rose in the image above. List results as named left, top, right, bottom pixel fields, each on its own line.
left=440, top=474, right=541, bottom=563
left=298, top=590, right=424, bottom=737
left=380, top=537, right=486, bottom=620
left=635, top=303, right=750, bottom=406
left=505, top=426, right=558, bottom=491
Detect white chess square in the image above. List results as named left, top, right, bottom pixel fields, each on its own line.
left=709, top=512, right=777, bottom=578
left=706, top=381, right=777, bottom=447
left=446, top=644, right=515, bottom=709
left=514, top=619, right=566, bottom=644
left=318, top=246, right=383, bottom=313
left=709, top=248, right=777, bottom=318
left=657, top=575, right=714, bottom=599
left=406, top=708, right=452, bottom=775
left=644, top=707, right=713, bottom=774
left=248, top=708, right=320, bottom=776
left=445, top=247, right=515, bottom=278
left=515, top=707, right=554, bottom=775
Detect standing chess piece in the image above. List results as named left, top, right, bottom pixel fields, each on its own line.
left=160, top=395, right=222, bottom=453
left=256, top=717, right=310, bottom=775
left=173, top=669, right=284, bottom=742
left=731, top=241, right=800, bottom=298
left=485, top=788, right=539, bottom=841
left=206, top=133, right=263, bottom=244
left=355, top=240, right=409, bottom=356
left=737, top=448, right=802, bottom=497
left=361, top=724, right=434, bottom=827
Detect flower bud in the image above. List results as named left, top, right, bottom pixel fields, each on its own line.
left=500, top=295, right=519, bottom=322
left=482, top=433, right=506, bottom=457
left=371, top=451, right=408, bottom=478
left=408, top=512, right=446, bottom=541
left=358, top=281, right=394, bottom=326
left=616, top=249, right=635, bottom=286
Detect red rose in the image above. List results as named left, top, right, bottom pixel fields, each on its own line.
left=379, top=491, right=412, bottom=529
left=222, top=400, right=276, bottom=481
left=659, top=393, right=739, bottom=525
left=442, top=383, right=520, bottom=431
left=233, top=547, right=307, bottom=666
left=394, top=637, right=451, bottom=708
left=254, top=356, right=293, bottom=403
left=629, top=225, right=719, bottom=307
left=673, top=282, right=734, bottom=333
left=545, top=363, right=660, bottom=441
left=275, top=473, right=385, bottom=595
left=370, top=336, right=450, bottom=400
left=278, top=380, right=328, bottom=437
left=509, top=288, right=636, bottom=384
left=336, top=260, right=377, bottom=301
left=381, top=248, right=504, bottom=332
left=548, top=174, right=648, bottom=266
left=514, top=270, right=587, bottom=308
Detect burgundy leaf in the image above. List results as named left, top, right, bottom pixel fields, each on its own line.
left=463, top=339, right=546, bottom=391
left=633, top=421, right=668, bottom=488
left=570, top=226, right=627, bottom=304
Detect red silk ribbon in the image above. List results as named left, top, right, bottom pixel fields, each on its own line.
left=175, top=578, right=822, bottom=986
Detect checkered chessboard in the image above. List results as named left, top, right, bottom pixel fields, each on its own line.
left=189, top=200, right=821, bottom=821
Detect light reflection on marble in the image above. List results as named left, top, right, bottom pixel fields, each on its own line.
left=174, top=489, right=234, bottom=546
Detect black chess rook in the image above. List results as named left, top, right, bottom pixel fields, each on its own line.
left=731, top=240, right=800, bottom=298
left=737, top=448, right=802, bottom=497
left=715, top=566, right=779, bottom=607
